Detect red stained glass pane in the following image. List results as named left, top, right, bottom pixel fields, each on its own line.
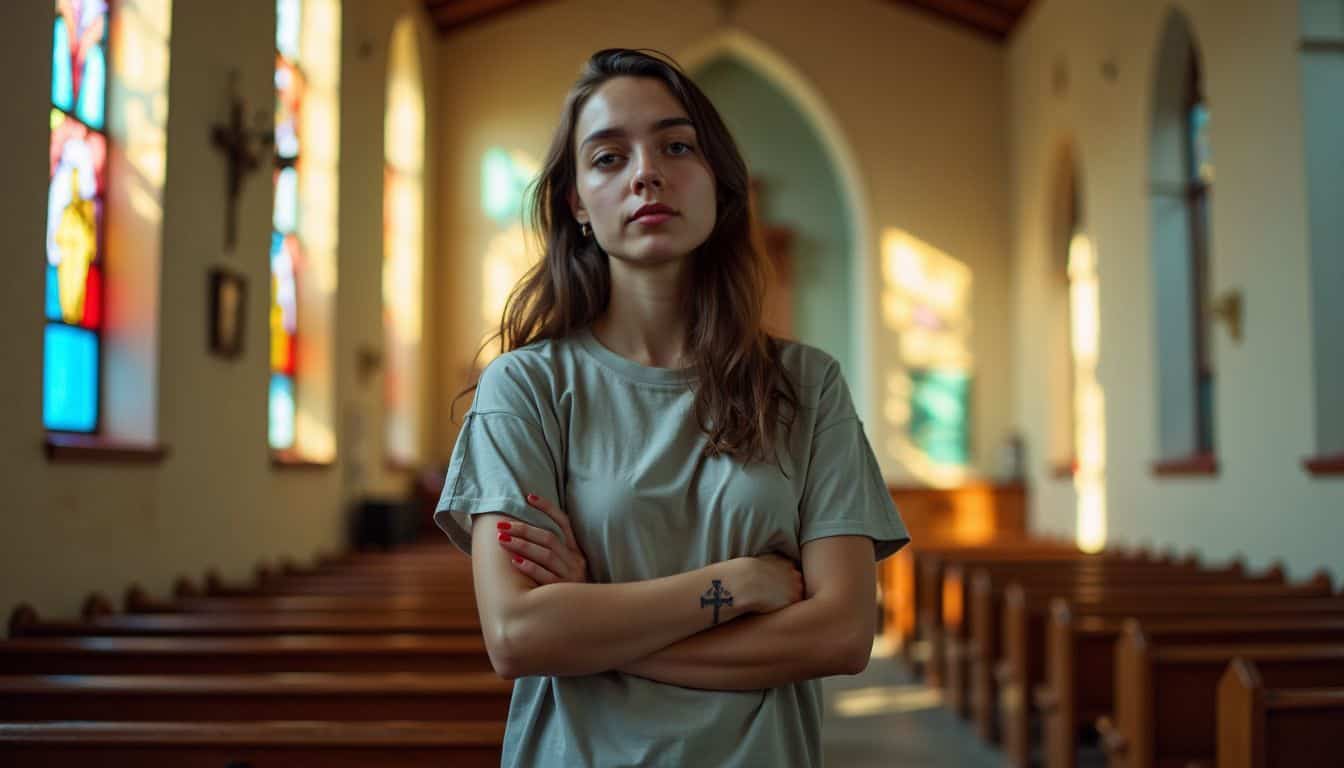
left=81, top=263, right=103, bottom=329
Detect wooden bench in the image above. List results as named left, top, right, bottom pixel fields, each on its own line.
left=941, top=558, right=1250, bottom=718
left=0, top=720, right=506, bottom=767
left=123, top=586, right=478, bottom=615
left=0, top=672, right=512, bottom=721
left=9, top=605, right=481, bottom=638
left=1039, top=609, right=1344, bottom=768
left=1096, top=630, right=1344, bottom=768
left=993, top=576, right=1336, bottom=767
left=1217, top=658, right=1344, bottom=768
left=0, top=634, right=493, bottom=675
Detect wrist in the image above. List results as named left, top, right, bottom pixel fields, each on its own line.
left=714, top=558, right=756, bottom=614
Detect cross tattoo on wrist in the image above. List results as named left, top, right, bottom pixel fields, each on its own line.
left=701, top=579, right=734, bottom=625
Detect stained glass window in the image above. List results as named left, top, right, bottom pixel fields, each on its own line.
left=384, top=17, right=425, bottom=465
left=45, top=0, right=110, bottom=433
left=270, top=0, right=303, bottom=452
left=1185, top=52, right=1215, bottom=454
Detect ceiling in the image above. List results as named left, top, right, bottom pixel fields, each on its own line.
left=423, top=0, right=1035, bottom=43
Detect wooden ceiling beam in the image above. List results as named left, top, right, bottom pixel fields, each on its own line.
left=888, top=0, right=1025, bottom=42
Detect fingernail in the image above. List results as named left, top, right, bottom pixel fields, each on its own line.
left=526, top=493, right=538, bottom=502
left=498, top=533, right=512, bottom=542
left=496, top=522, right=511, bottom=530
left=512, top=556, right=524, bottom=564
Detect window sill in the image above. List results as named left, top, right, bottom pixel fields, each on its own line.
left=1049, top=459, right=1077, bottom=480
left=45, top=433, right=169, bottom=464
left=271, top=451, right=334, bottom=470
left=1152, top=453, right=1219, bottom=477
left=1303, top=453, right=1344, bottom=477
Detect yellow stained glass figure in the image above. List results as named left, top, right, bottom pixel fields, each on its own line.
left=54, top=167, right=95, bottom=324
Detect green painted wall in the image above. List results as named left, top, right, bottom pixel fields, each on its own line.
left=693, top=56, right=854, bottom=380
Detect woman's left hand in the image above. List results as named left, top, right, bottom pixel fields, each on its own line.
left=495, top=493, right=590, bottom=585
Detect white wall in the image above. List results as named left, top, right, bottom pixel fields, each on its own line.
left=1010, top=0, right=1344, bottom=580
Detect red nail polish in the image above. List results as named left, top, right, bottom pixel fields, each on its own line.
left=512, top=556, right=524, bottom=564
left=496, top=522, right=511, bottom=530
left=526, top=494, right=538, bottom=502
left=498, top=533, right=512, bottom=542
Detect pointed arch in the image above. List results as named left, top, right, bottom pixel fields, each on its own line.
left=678, top=30, right=875, bottom=424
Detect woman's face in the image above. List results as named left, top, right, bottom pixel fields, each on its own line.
left=569, top=76, right=717, bottom=266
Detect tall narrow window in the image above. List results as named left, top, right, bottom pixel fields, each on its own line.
left=1185, top=54, right=1215, bottom=456
left=270, top=0, right=303, bottom=452
left=269, top=0, right=340, bottom=462
left=1149, top=10, right=1216, bottom=473
left=45, top=0, right=110, bottom=434
left=384, top=16, right=425, bottom=467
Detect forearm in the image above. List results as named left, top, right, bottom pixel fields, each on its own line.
left=618, top=594, right=870, bottom=690
left=494, top=559, right=750, bottom=678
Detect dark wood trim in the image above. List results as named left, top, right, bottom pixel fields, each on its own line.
left=271, top=451, right=334, bottom=470
left=1152, top=452, right=1219, bottom=477
left=426, top=0, right=555, bottom=36
left=1304, top=453, right=1344, bottom=477
left=45, top=433, right=168, bottom=464
left=385, top=458, right=419, bottom=474
left=1302, top=39, right=1344, bottom=53
left=1049, top=459, right=1077, bottom=480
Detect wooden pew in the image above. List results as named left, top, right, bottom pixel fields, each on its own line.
left=9, top=605, right=481, bottom=638
left=124, top=586, right=478, bottom=615
left=0, top=634, right=493, bottom=675
left=1217, top=658, right=1344, bottom=768
left=1039, top=609, right=1344, bottom=768
left=942, top=558, right=1247, bottom=718
left=0, top=720, right=506, bottom=767
left=0, top=672, right=512, bottom=721
left=993, top=576, right=1336, bottom=767
left=1096, top=630, right=1344, bottom=768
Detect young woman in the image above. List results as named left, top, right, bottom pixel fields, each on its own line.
left=435, top=47, right=909, bottom=767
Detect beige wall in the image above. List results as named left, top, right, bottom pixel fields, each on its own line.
left=1010, top=0, right=1344, bottom=580
left=0, top=0, right=434, bottom=618
left=431, top=0, right=1016, bottom=484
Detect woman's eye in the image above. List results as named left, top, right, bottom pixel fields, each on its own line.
left=669, top=141, right=694, bottom=155
left=594, top=154, right=618, bottom=167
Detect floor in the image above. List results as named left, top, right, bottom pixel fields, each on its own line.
left=820, top=640, right=1003, bottom=768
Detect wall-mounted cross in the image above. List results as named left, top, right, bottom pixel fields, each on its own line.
left=211, top=70, right=272, bottom=252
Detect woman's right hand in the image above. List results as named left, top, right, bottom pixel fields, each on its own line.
left=742, top=553, right=805, bottom=613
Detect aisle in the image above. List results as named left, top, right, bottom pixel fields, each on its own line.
left=820, top=640, right=1001, bottom=767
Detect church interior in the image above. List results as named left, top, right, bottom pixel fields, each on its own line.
left=2, top=0, right=1342, bottom=764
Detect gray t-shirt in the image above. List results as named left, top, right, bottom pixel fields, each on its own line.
left=434, top=326, right=909, bottom=767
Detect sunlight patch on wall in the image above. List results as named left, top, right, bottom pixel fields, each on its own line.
left=1069, top=234, right=1107, bottom=553
left=478, top=148, right=540, bottom=367
left=880, top=229, right=972, bottom=486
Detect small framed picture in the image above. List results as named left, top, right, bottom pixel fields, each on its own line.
left=209, top=268, right=246, bottom=359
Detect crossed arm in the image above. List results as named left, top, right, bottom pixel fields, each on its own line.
left=469, top=507, right=878, bottom=690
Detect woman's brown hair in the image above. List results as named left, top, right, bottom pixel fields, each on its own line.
left=454, top=48, right=799, bottom=467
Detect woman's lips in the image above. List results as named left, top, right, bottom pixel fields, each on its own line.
left=631, top=213, right=675, bottom=225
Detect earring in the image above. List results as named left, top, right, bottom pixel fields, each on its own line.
left=579, top=222, right=591, bottom=238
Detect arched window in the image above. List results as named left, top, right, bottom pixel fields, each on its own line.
left=1300, top=0, right=1344, bottom=474
left=1149, top=10, right=1217, bottom=474
left=383, top=15, right=426, bottom=467
left=45, top=0, right=110, bottom=434
left=270, top=0, right=339, bottom=461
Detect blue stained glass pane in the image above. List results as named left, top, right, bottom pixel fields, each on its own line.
left=908, top=369, right=970, bottom=466
left=273, top=166, right=298, bottom=232
left=46, top=265, right=63, bottom=320
left=269, top=373, right=296, bottom=449
left=43, top=323, right=99, bottom=433
left=76, top=43, right=107, bottom=130
left=276, top=0, right=301, bottom=60
left=52, top=19, right=73, bottom=112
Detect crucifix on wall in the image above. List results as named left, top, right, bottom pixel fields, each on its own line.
left=211, top=70, right=273, bottom=251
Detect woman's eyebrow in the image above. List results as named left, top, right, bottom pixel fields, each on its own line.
left=580, top=117, right=694, bottom=150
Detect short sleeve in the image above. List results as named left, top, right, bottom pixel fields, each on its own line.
left=433, top=357, right=566, bottom=555
left=798, top=364, right=910, bottom=561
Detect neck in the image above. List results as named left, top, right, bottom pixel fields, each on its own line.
left=592, top=254, right=690, bottom=368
